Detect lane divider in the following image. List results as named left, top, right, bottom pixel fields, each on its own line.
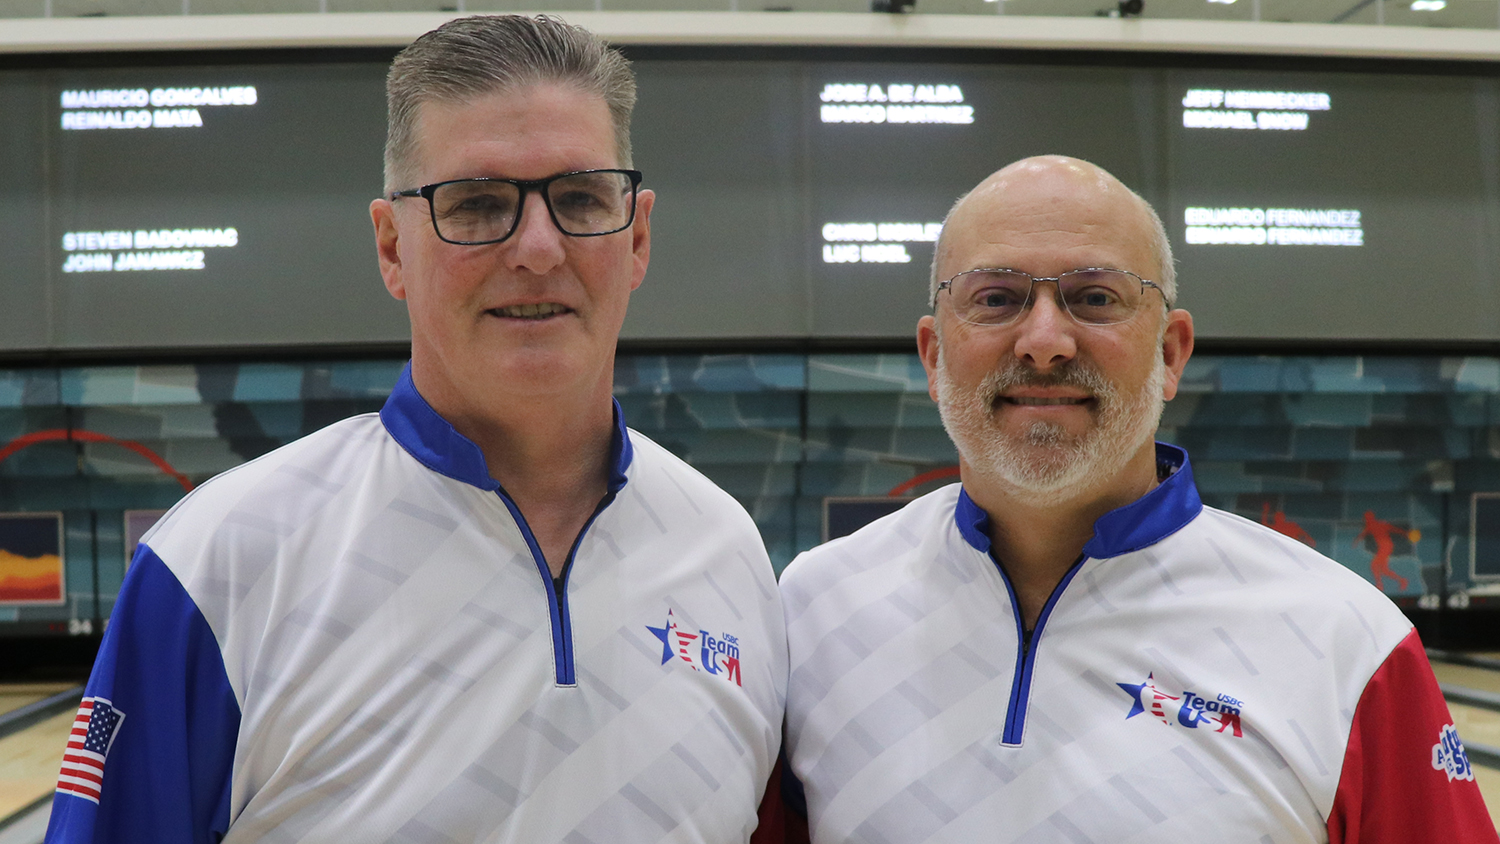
left=0, top=792, right=52, bottom=840
left=0, top=686, right=84, bottom=743
left=1436, top=680, right=1500, bottom=769
left=1428, top=649, right=1500, bottom=673
left=0, top=686, right=86, bottom=836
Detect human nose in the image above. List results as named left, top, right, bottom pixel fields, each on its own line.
left=505, top=188, right=567, bottom=273
left=1011, top=279, right=1078, bottom=370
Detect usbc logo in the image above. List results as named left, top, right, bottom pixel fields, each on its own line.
left=1118, top=673, right=1244, bottom=738
left=647, top=609, right=743, bottom=686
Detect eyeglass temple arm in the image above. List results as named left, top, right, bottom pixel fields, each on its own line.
left=1142, top=280, right=1175, bottom=310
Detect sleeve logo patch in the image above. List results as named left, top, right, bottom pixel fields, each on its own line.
left=1432, top=723, right=1475, bottom=782
left=647, top=608, right=743, bottom=686
left=1118, top=672, right=1244, bottom=738
left=56, top=697, right=125, bottom=804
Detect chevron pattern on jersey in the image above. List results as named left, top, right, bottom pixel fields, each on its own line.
left=783, top=480, right=1413, bottom=843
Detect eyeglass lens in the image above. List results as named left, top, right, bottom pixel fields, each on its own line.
left=430, top=171, right=637, bottom=243
left=948, top=270, right=1145, bottom=326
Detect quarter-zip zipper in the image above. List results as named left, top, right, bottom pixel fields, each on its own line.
left=995, top=552, right=1089, bottom=746
left=494, top=487, right=619, bottom=687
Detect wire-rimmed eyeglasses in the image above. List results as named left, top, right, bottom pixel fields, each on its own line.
left=389, top=169, right=643, bottom=246
left=935, top=268, right=1168, bottom=327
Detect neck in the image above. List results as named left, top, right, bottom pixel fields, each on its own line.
left=467, top=399, right=614, bottom=505
left=965, top=438, right=1160, bottom=630
left=410, top=356, right=617, bottom=577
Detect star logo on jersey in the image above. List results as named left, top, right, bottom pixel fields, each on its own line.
left=1118, top=673, right=1243, bottom=738
left=646, top=609, right=681, bottom=666
left=647, top=609, right=743, bottom=686
left=1432, top=723, right=1475, bottom=782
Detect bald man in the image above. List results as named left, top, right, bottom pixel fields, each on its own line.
left=777, top=156, right=1494, bottom=842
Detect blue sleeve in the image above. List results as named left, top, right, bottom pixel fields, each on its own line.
left=45, top=544, right=241, bottom=844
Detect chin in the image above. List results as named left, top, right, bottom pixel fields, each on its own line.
left=1010, top=450, right=1133, bottom=506
left=935, top=353, right=1166, bottom=505
left=965, top=428, right=1126, bottom=507
left=496, top=342, right=616, bottom=392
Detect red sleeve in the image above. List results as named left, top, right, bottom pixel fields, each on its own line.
left=1327, top=628, right=1499, bottom=843
left=750, top=754, right=811, bottom=844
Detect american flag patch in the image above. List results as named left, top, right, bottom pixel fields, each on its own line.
left=56, top=697, right=125, bottom=804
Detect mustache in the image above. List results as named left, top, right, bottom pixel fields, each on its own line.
left=977, top=358, right=1115, bottom=406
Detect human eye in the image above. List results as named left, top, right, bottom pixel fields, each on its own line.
left=552, top=187, right=607, bottom=213
left=948, top=271, right=1028, bottom=324
left=1069, top=287, right=1123, bottom=308
left=436, top=183, right=515, bottom=220
left=1062, top=271, right=1136, bottom=323
left=552, top=174, right=622, bottom=214
left=973, top=283, right=1026, bottom=309
left=549, top=172, right=632, bottom=232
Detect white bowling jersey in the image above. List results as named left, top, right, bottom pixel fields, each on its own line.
left=781, top=444, right=1494, bottom=844
left=47, top=365, right=787, bottom=844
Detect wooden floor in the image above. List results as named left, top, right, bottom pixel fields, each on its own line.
left=1431, top=661, right=1500, bottom=824
left=0, top=686, right=73, bottom=720
left=0, top=685, right=76, bottom=823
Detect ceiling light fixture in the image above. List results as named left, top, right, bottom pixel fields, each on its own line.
left=1410, top=0, right=1445, bottom=9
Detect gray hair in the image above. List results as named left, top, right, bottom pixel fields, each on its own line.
left=928, top=185, right=1178, bottom=310
left=384, top=14, right=636, bottom=193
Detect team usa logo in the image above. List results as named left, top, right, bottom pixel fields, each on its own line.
left=1117, top=673, right=1244, bottom=738
left=647, top=609, right=743, bottom=686
left=1432, top=723, right=1475, bottom=782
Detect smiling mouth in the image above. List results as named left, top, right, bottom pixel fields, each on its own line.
left=488, top=303, right=571, bottom=320
left=1002, top=396, right=1091, bottom=406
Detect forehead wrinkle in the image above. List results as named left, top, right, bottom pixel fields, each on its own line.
left=957, top=215, right=1142, bottom=269
left=948, top=181, right=1156, bottom=277
left=412, top=83, right=615, bottom=183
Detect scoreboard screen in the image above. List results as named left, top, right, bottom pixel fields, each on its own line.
left=1165, top=69, right=1498, bottom=341
left=3, top=49, right=1498, bottom=351
left=804, top=63, right=1156, bottom=338
left=41, top=64, right=404, bottom=350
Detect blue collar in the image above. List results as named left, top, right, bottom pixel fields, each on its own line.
left=955, top=442, right=1202, bottom=559
left=379, top=362, right=633, bottom=494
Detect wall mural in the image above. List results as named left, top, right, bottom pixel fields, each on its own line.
left=0, top=512, right=64, bottom=605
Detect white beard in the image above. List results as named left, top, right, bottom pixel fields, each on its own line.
left=934, top=348, right=1166, bottom=506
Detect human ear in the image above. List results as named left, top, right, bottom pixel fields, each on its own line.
left=917, top=315, right=942, bottom=403
left=1159, top=309, right=1195, bottom=401
left=371, top=198, right=407, bottom=301
left=627, top=189, right=655, bottom=292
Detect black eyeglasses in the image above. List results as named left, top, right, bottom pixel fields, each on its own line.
left=390, top=169, right=643, bottom=246
left=935, top=268, right=1168, bottom=327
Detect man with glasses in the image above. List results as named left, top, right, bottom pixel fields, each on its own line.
left=48, top=16, right=786, bottom=844
left=777, top=156, right=1493, bottom=841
